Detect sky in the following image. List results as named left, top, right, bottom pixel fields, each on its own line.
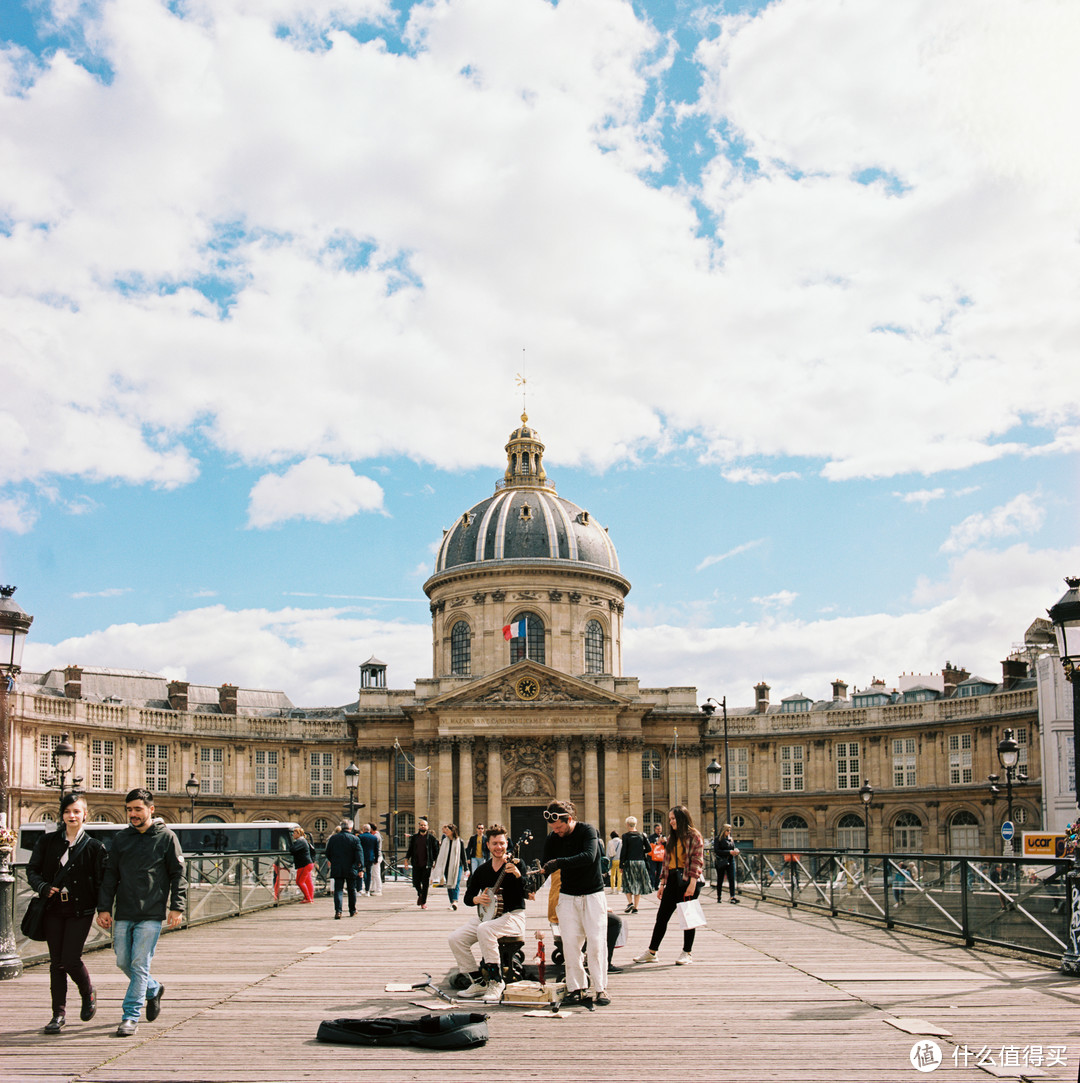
left=1, top=0, right=1078, bottom=710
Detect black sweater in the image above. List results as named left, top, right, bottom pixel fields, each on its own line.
left=27, top=830, right=107, bottom=917
left=542, top=822, right=604, bottom=896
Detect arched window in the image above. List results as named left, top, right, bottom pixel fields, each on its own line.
left=395, top=812, right=415, bottom=853
left=509, top=612, right=545, bottom=665
left=731, top=814, right=746, bottom=830
left=780, top=815, right=809, bottom=849
left=450, top=621, right=471, bottom=675
left=948, top=810, right=979, bottom=854
left=893, top=812, right=923, bottom=853
left=584, top=619, right=605, bottom=673
left=641, top=750, right=662, bottom=780
left=313, top=817, right=328, bottom=837
left=836, top=812, right=866, bottom=850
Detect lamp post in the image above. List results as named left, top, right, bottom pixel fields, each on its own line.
left=995, top=729, right=1026, bottom=857
left=46, top=734, right=76, bottom=814
left=859, top=780, right=873, bottom=854
left=0, top=585, right=33, bottom=980
left=1048, top=576, right=1080, bottom=974
left=186, top=772, right=200, bottom=822
left=701, top=697, right=732, bottom=826
left=344, top=761, right=363, bottom=825
left=706, top=758, right=723, bottom=843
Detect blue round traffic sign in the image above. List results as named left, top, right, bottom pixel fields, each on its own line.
left=1001, top=820, right=1015, bottom=841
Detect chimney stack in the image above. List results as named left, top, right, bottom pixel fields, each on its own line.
left=168, top=680, right=189, bottom=712
left=1001, top=658, right=1028, bottom=690
left=218, top=683, right=238, bottom=715
left=942, top=661, right=970, bottom=696
left=754, top=681, right=770, bottom=714
left=831, top=678, right=848, bottom=702
left=64, top=665, right=82, bottom=700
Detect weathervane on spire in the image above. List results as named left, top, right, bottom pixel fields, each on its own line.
left=516, top=350, right=528, bottom=418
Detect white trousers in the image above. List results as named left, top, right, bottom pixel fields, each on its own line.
left=369, top=862, right=382, bottom=894
left=556, top=890, right=607, bottom=994
left=448, top=908, right=527, bottom=972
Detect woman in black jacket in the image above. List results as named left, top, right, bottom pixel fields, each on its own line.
left=27, top=792, right=107, bottom=1034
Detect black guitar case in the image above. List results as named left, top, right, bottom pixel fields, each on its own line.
left=316, top=1011, right=489, bottom=1049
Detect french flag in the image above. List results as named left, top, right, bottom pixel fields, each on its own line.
left=503, top=617, right=527, bottom=641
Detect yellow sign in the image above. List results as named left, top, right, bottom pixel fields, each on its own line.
left=1021, top=832, right=1066, bottom=858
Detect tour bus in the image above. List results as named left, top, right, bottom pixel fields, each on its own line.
left=17, top=820, right=301, bottom=864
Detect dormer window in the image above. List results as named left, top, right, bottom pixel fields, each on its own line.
left=578, top=510, right=590, bottom=524
left=461, top=511, right=473, bottom=527
left=520, top=503, right=532, bottom=521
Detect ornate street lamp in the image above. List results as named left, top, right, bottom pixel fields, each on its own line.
left=185, top=772, right=201, bottom=823
left=48, top=733, right=77, bottom=813
left=859, top=780, right=873, bottom=855
left=0, top=585, right=33, bottom=981
left=995, top=729, right=1026, bottom=857
left=701, top=697, right=732, bottom=826
left=344, top=761, right=363, bottom=825
left=706, top=758, right=723, bottom=845
left=1048, top=576, right=1080, bottom=974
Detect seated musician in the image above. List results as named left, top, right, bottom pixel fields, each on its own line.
left=448, top=824, right=529, bottom=1003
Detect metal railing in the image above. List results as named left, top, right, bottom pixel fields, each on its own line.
left=10, top=853, right=315, bottom=968
left=726, top=847, right=1073, bottom=961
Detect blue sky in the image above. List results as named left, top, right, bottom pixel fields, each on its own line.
left=1, top=0, right=1078, bottom=708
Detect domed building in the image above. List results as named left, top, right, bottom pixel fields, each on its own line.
left=351, top=414, right=703, bottom=857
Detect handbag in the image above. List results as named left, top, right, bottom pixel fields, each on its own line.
left=676, top=898, right=706, bottom=931
left=21, top=896, right=47, bottom=941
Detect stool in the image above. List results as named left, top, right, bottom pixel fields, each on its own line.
left=497, top=936, right=525, bottom=982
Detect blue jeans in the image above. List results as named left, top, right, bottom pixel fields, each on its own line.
left=113, top=919, right=163, bottom=1021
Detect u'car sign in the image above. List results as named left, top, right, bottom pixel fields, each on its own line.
left=1021, top=832, right=1067, bottom=858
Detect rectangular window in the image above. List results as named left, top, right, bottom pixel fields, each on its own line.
left=200, top=747, right=224, bottom=795
left=641, top=750, right=662, bottom=780
left=255, top=749, right=278, bottom=795
left=396, top=750, right=416, bottom=782
left=893, top=738, right=917, bottom=787
left=1015, top=726, right=1029, bottom=771
left=780, top=745, right=804, bottom=792
left=310, top=752, right=334, bottom=797
left=732, top=747, right=749, bottom=793
left=90, top=739, right=115, bottom=791
left=38, top=733, right=61, bottom=786
left=146, top=744, right=168, bottom=793
left=836, top=742, right=860, bottom=789
left=948, top=733, right=972, bottom=784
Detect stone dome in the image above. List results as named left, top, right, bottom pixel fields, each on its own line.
left=429, top=415, right=620, bottom=577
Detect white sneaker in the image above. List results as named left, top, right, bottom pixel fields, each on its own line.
left=634, top=949, right=657, bottom=963
left=481, top=981, right=505, bottom=1004
left=676, top=951, right=693, bottom=965
left=457, top=980, right=487, bottom=999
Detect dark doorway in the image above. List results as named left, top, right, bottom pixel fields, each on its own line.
left=510, top=806, right=548, bottom=867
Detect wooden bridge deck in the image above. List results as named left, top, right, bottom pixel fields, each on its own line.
left=2, top=882, right=1079, bottom=1082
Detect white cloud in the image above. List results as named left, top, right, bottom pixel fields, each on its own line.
left=70, top=587, right=131, bottom=599
left=246, top=457, right=385, bottom=528
left=941, top=492, right=1045, bottom=553
left=0, top=0, right=1076, bottom=498
left=696, top=539, right=764, bottom=571
left=0, top=494, right=38, bottom=533
left=721, top=466, right=800, bottom=485
left=751, top=590, right=798, bottom=609
left=896, top=488, right=945, bottom=506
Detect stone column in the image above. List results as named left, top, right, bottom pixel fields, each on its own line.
left=457, top=736, right=474, bottom=832
left=603, top=736, right=621, bottom=835
left=684, top=746, right=702, bottom=827
left=555, top=736, right=571, bottom=800
left=413, top=741, right=431, bottom=821
left=667, top=742, right=679, bottom=811
left=628, top=738, right=644, bottom=826
left=486, top=739, right=503, bottom=826
left=438, top=738, right=454, bottom=829
left=583, top=735, right=600, bottom=826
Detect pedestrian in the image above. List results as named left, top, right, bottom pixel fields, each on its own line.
left=289, top=827, right=316, bottom=903
left=606, top=831, right=622, bottom=893
left=95, top=788, right=185, bottom=1037
left=634, top=805, right=704, bottom=966
left=324, top=821, right=362, bottom=918
left=432, top=823, right=467, bottom=910
left=465, top=822, right=488, bottom=874
left=541, top=799, right=609, bottom=1007
left=647, top=822, right=665, bottom=889
left=892, top=860, right=907, bottom=906
left=404, top=818, right=437, bottom=909
left=714, top=823, right=740, bottom=903
left=27, top=792, right=107, bottom=1034
left=365, top=825, right=384, bottom=896
left=620, top=816, right=651, bottom=913
left=357, top=824, right=380, bottom=896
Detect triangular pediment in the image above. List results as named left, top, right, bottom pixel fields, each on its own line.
left=424, top=661, right=630, bottom=709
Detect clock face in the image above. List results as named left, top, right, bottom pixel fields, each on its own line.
left=515, top=676, right=540, bottom=700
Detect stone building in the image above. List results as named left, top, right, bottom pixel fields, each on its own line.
left=4, top=415, right=1047, bottom=861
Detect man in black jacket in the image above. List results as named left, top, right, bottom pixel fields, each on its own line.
left=324, top=821, right=363, bottom=918
left=404, top=818, right=437, bottom=909
left=96, top=788, right=185, bottom=1037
